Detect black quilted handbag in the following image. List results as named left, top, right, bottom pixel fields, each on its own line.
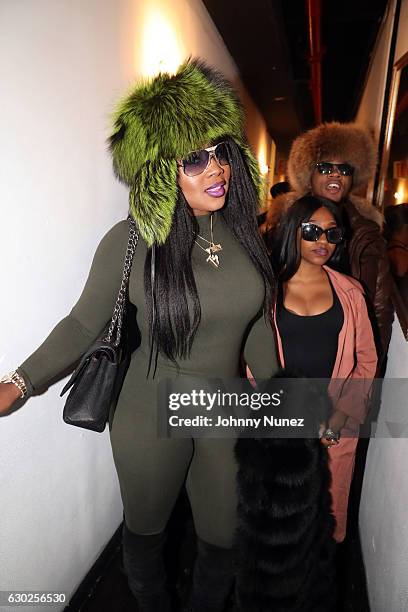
left=60, top=219, right=139, bottom=432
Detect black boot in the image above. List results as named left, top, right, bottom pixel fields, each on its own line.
left=190, top=538, right=235, bottom=612
left=122, top=524, right=171, bottom=612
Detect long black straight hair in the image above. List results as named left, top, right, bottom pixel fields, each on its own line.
left=144, top=137, right=275, bottom=363
left=272, top=195, right=346, bottom=282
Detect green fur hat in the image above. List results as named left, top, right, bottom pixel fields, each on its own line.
left=108, top=58, right=260, bottom=245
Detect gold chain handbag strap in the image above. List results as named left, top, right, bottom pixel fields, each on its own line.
left=105, top=218, right=139, bottom=346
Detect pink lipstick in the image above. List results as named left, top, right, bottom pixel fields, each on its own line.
left=205, top=181, right=226, bottom=197
left=312, top=248, right=329, bottom=257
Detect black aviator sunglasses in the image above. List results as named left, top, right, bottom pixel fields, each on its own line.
left=315, top=162, right=354, bottom=177
left=301, top=222, right=344, bottom=245
left=178, top=142, right=229, bottom=177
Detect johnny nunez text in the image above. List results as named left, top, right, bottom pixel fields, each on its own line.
left=168, top=415, right=305, bottom=429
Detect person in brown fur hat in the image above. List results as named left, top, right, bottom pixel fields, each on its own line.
left=262, top=121, right=393, bottom=363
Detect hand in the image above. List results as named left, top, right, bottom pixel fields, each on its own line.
left=320, top=435, right=338, bottom=449
left=319, top=410, right=348, bottom=448
left=318, top=422, right=335, bottom=448
left=0, top=383, right=22, bottom=416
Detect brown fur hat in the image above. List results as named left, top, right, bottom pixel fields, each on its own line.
left=288, top=122, right=377, bottom=194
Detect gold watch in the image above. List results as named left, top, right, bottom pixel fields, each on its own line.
left=0, top=371, right=27, bottom=398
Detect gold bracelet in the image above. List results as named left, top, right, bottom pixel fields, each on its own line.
left=0, top=370, right=28, bottom=398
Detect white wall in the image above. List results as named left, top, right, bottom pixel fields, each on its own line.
left=356, top=1, right=408, bottom=609
left=395, top=0, right=408, bottom=61
left=0, top=1, right=272, bottom=609
left=356, top=1, right=397, bottom=139
left=360, top=323, right=408, bottom=612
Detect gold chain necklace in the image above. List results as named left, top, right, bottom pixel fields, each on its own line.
left=195, top=215, right=222, bottom=268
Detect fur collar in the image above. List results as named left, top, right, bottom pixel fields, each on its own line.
left=272, top=191, right=383, bottom=228
left=348, top=195, right=383, bottom=227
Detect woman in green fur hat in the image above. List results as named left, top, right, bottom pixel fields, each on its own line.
left=0, top=59, right=278, bottom=611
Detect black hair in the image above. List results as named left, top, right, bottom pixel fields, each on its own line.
left=270, top=181, right=290, bottom=199
left=144, top=137, right=275, bottom=364
left=384, top=203, right=408, bottom=239
left=272, top=195, right=346, bottom=282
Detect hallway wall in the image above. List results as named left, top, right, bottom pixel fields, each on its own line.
left=0, top=1, right=272, bottom=609
left=360, top=322, right=408, bottom=612
left=356, top=1, right=408, bottom=610
left=356, top=1, right=396, bottom=138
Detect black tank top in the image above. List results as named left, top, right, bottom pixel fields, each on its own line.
left=276, top=279, right=344, bottom=379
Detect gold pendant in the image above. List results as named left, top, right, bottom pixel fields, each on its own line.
left=206, top=253, right=220, bottom=268
left=204, top=244, right=222, bottom=254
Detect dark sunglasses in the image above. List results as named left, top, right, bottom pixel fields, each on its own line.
left=301, top=222, right=344, bottom=245
left=315, top=162, right=354, bottom=176
left=178, top=142, right=229, bottom=177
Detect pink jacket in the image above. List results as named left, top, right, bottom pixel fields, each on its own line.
left=274, top=266, right=378, bottom=426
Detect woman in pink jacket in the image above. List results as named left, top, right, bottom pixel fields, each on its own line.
left=272, top=195, right=377, bottom=542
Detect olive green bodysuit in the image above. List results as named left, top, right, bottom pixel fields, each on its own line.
left=19, top=213, right=278, bottom=546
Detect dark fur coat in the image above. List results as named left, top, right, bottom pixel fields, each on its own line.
left=234, top=373, right=337, bottom=612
